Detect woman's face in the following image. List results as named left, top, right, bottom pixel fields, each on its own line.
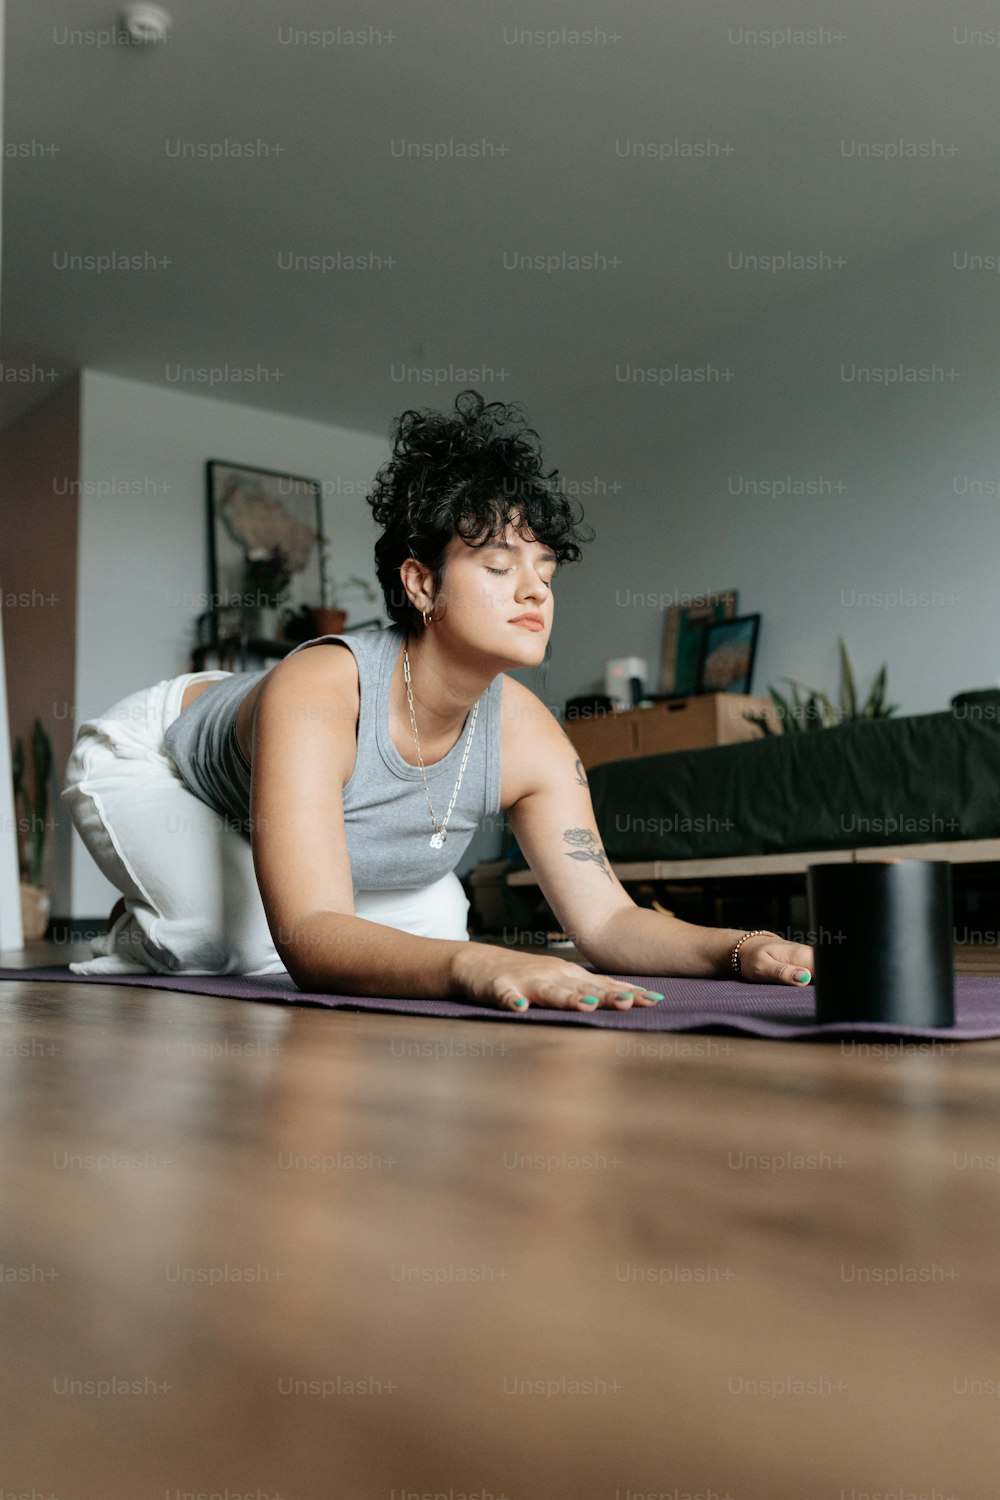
left=436, top=519, right=557, bottom=663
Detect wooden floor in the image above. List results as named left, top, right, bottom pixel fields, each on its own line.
left=2, top=936, right=1000, bottom=1499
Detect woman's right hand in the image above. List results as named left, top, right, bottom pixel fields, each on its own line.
left=450, top=945, right=664, bottom=1014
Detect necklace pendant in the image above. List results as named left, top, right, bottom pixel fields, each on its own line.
left=430, top=829, right=447, bottom=849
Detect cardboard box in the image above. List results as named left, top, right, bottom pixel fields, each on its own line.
left=563, top=693, right=781, bottom=771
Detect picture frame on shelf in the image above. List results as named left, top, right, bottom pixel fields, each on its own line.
left=695, top=612, right=761, bottom=695
left=659, top=590, right=738, bottom=696
left=205, top=460, right=326, bottom=632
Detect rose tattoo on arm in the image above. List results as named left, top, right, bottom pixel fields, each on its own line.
left=563, top=827, right=614, bottom=883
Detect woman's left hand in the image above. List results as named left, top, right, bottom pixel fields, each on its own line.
left=736, top=934, right=814, bottom=986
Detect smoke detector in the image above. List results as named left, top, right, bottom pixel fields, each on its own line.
left=121, top=3, right=172, bottom=43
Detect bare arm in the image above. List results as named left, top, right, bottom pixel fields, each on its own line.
left=288, top=913, right=477, bottom=999
left=505, top=684, right=815, bottom=986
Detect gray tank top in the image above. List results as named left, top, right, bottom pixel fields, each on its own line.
left=162, top=625, right=504, bottom=891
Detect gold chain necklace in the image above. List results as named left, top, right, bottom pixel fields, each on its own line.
left=403, top=641, right=480, bottom=848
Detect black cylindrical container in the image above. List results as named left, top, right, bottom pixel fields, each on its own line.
left=806, top=860, right=954, bottom=1027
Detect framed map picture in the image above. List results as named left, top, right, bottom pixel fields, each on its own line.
left=695, top=612, right=761, bottom=695
left=659, top=590, right=738, bottom=696
left=206, top=460, right=326, bottom=619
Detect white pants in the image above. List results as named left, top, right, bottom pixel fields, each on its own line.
left=60, top=670, right=472, bottom=978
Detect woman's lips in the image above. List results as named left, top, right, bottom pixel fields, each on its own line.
left=509, top=618, right=544, bottom=631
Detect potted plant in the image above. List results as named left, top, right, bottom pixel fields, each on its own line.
left=12, top=718, right=54, bottom=940
left=744, top=637, right=899, bottom=735
left=243, top=545, right=292, bottom=639
left=313, top=558, right=380, bottom=636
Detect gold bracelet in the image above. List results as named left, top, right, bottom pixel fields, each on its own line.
left=730, top=929, right=782, bottom=978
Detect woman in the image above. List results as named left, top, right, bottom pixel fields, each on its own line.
left=62, top=390, right=814, bottom=1011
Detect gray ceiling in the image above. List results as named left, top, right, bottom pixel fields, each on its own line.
left=3, top=0, right=1000, bottom=435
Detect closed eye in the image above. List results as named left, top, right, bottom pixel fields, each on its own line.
left=485, top=565, right=557, bottom=580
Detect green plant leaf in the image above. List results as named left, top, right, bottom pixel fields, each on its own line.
left=33, top=720, right=50, bottom=841
left=838, top=637, right=858, bottom=720
left=787, top=681, right=827, bottom=729
left=744, top=712, right=776, bottom=737
left=33, top=718, right=52, bottom=778
left=768, top=686, right=796, bottom=732
left=18, top=720, right=55, bottom=887
left=781, top=677, right=821, bottom=726
left=764, top=651, right=897, bottom=734
left=865, top=663, right=888, bottom=717
left=12, top=736, right=23, bottom=800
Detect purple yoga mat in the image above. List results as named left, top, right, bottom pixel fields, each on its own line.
left=2, top=964, right=999, bottom=1041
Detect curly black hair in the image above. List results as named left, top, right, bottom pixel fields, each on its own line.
left=366, top=389, right=594, bottom=635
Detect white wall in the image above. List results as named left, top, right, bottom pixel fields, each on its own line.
left=72, top=371, right=389, bottom=915
left=529, top=209, right=1000, bottom=728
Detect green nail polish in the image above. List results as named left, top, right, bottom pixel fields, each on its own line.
left=793, top=970, right=811, bottom=983
left=581, top=996, right=599, bottom=1005
left=512, top=998, right=528, bottom=1009
left=644, top=991, right=664, bottom=1000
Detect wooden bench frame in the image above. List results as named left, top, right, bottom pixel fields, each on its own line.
left=505, top=837, right=1000, bottom=888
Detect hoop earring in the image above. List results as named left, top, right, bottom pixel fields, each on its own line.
left=422, top=605, right=436, bottom=626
